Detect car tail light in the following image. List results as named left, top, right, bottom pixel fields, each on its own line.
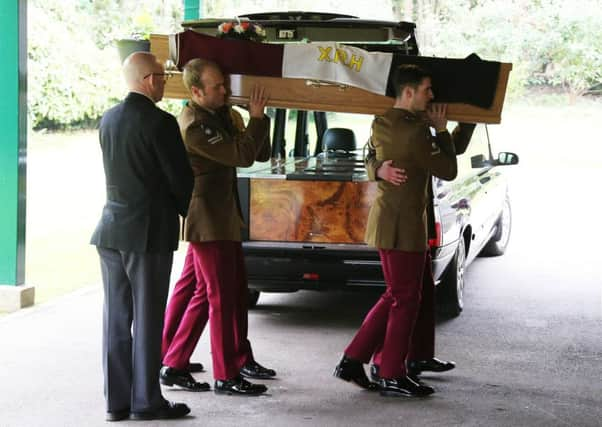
left=302, top=273, right=320, bottom=280
left=428, top=221, right=441, bottom=248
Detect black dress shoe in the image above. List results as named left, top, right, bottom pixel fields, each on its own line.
left=333, top=355, right=378, bottom=390
left=160, top=366, right=210, bottom=392
left=370, top=364, right=421, bottom=384
left=369, top=364, right=380, bottom=383
left=130, top=401, right=190, bottom=420
left=214, top=375, right=268, bottom=396
left=187, top=362, right=204, bottom=373
left=240, top=360, right=277, bottom=379
left=408, top=358, right=456, bottom=375
left=378, top=376, right=435, bottom=397
left=106, top=408, right=129, bottom=422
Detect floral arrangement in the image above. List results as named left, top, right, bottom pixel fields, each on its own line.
left=217, top=21, right=267, bottom=43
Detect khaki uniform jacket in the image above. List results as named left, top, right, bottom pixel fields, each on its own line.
left=365, top=119, right=475, bottom=245
left=178, top=101, right=270, bottom=242
left=364, top=108, right=457, bottom=251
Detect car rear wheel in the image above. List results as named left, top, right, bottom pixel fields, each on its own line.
left=480, top=196, right=512, bottom=257
left=247, top=289, right=260, bottom=308
left=437, top=236, right=466, bottom=317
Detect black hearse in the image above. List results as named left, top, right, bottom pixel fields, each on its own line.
left=167, top=11, right=519, bottom=316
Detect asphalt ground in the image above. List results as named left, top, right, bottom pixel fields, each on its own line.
left=1, top=167, right=600, bottom=427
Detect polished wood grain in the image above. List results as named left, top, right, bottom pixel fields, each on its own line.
left=249, top=179, right=378, bottom=243
left=150, top=34, right=512, bottom=124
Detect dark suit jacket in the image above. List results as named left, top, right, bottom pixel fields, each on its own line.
left=91, top=92, right=194, bottom=253
left=178, top=102, right=270, bottom=242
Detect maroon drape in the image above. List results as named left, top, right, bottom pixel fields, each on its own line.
left=176, top=30, right=284, bottom=77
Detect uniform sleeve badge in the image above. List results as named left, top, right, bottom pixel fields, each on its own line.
left=200, top=124, right=223, bottom=145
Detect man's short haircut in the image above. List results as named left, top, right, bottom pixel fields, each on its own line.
left=393, top=64, right=432, bottom=97
left=182, top=58, right=221, bottom=92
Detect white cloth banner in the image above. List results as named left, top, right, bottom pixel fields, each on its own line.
left=282, top=43, right=393, bottom=96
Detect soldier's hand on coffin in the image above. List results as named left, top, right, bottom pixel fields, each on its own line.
left=249, top=84, right=269, bottom=118
left=427, top=103, right=448, bottom=131
left=377, top=160, right=407, bottom=186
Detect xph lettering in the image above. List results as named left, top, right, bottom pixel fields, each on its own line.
left=318, top=46, right=364, bottom=72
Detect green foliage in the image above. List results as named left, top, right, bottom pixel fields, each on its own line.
left=28, top=0, right=124, bottom=130
left=401, top=0, right=602, bottom=102
left=28, top=0, right=183, bottom=130
left=541, top=3, right=602, bottom=100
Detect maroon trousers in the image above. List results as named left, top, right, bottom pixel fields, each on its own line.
left=161, top=241, right=253, bottom=380
left=345, top=249, right=434, bottom=379
left=162, top=245, right=208, bottom=367
left=372, top=251, right=435, bottom=367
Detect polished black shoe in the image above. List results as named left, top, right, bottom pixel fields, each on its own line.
left=369, top=364, right=380, bottom=383
left=187, top=362, right=204, bottom=373
left=240, top=360, right=277, bottom=379
left=333, top=355, right=378, bottom=390
left=214, top=375, right=268, bottom=396
left=370, top=364, right=421, bottom=384
left=378, top=376, right=435, bottom=397
left=106, top=408, right=129, bottom=422
left=130, top=401, right=190, bottom=420
left=408, top=358, right=456, bottom=376
left=160, top=366, right=210, bottom=392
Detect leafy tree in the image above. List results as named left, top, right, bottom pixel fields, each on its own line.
left=394, top=0, right=602, bottom=101
left=529, top=1, right=602, bottom=102
left=28, top=0, right=124, bottom=129
left=28, top=0, right=183, bottom=130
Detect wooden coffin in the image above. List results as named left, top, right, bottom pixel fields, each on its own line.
left=150, top=34, right=512, bottom=123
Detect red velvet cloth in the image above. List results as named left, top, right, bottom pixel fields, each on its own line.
left=176, top=30, right=284, bottom=77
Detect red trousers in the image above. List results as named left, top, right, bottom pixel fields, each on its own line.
left=161, top=242, right=253, bottom=380
left=345, top=249, right=434, bottom=379
left=372, top=251, right=435, bottom=367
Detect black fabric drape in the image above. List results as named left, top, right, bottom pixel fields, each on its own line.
left=385, top=53, right=500, bottom=109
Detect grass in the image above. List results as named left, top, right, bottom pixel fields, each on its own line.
left=19, top=94, right=602, bottom=308
left=25, top=130, right=105, bottom=305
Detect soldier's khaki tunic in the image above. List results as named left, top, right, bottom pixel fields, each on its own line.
left=364, top=108, right=457, bottom=251
left=177, top=102, right=270, bottom=242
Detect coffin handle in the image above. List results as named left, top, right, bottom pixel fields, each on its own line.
left=305, top=79, right=349, bottom=91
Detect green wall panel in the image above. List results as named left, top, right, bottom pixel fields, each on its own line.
left=0, top=0, right=26, bottom=285
left=184, top=0, right=202, bottom=20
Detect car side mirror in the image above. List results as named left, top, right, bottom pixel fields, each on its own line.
left=470, top=154, right=487, bottom=168
left=497, top=152, right=519, bottom=165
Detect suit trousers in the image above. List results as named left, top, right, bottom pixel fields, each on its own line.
left=372, top=251, right=435, bottom=367
left=98, top=247, right=172, bottom=413
left=161, top=244, right=209, bottom=369
left=163, top=241, right=253, bottom=380
left=344, top=249, right=427, bottom=379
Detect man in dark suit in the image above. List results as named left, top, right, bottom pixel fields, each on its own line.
left=91, top=51, right=194, bottom=421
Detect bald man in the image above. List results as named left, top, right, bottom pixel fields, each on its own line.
left=91, top=52, right=194, bottom=421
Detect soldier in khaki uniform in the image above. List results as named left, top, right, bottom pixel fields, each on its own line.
left=365, top=121, right=475, bottom=385
left=334, top=64, right=460, bottom=397
left=160, top=59, right=274, bottom=396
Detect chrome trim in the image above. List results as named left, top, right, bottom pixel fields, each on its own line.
left=342, top=260, right=381, bottom=266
